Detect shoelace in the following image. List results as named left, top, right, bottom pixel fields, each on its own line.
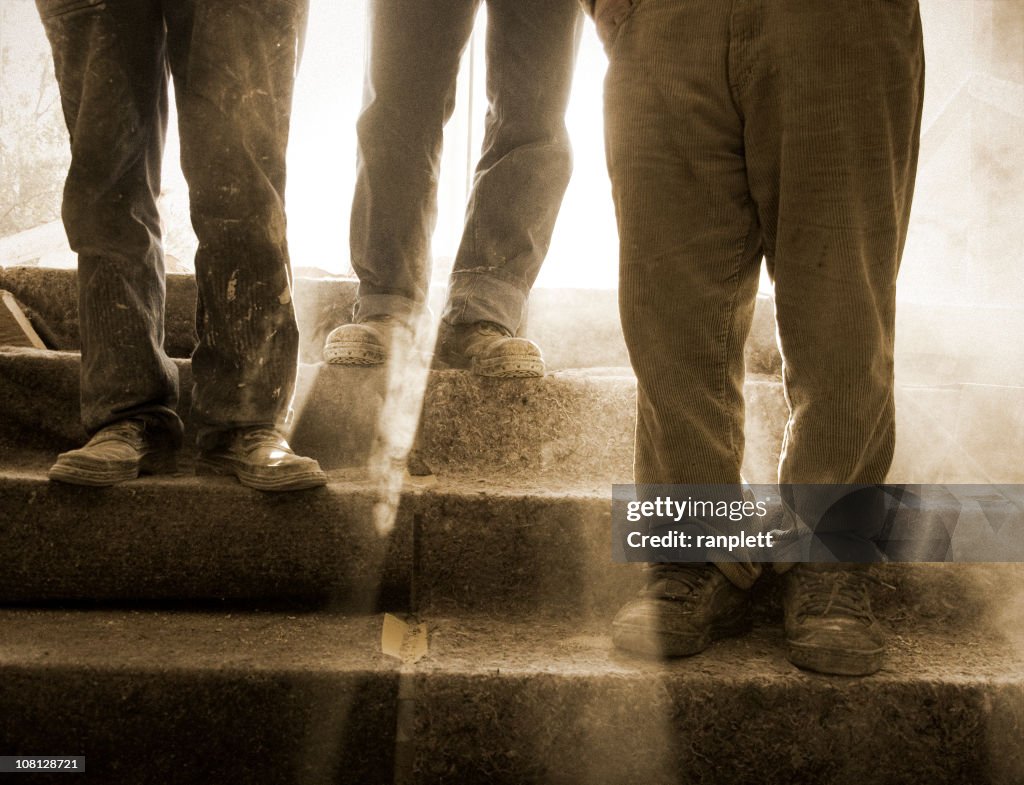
left=475, top=321, right=512, bottom=338
left=239, top=427, right=288, bottom=448
left=92, top=419, right=146, bottom=444
left=794, top=569, right=878, bottom=623
left=642, top=563, right=712, bottom=601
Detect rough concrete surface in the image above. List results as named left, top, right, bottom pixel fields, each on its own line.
left=0, top=266, right=781, bottom=372
left=0, top=349, right=196, bottom=453
left=0, top=468, right=411, bottom=607
left=0, top=611, right=398, bottom=785
left=1, top=610, right=1021, bottom=785
left=2, top=265, right=1023, bottom=784
left=411, top=617, right=1024, bottom=785
left=7, top=265, right=1024, bottom=385
left=3, top=457, right=1021, bottom=627
left=5, top=348, right=1023, bottom=484
left=0, top=266, right=201, bottom=358
left=0, top=349, right=782, bottom=482
left=0, top=266, right=80, bottom=349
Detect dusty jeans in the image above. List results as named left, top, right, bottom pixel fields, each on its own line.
left=351, top=0, right=581, bottom=333
left=37, top=0, right=307, bottom=446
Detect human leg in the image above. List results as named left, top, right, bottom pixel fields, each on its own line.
left=740, top=0, right=924, bottom=489
left=606, top=0, right=763, bottom=489
left=38, top=0, right=182, bottom=485
left=166, top=0, right=324, bottom=490
left=434, top=0, right=580, bottom=377
left=166, top=0, right=305, bottom=437
left=737, top=0, right=925, bottom=673
left=349, top=0, right=480, bottom=326
left=37, top=0, right=182, bottom=440
left=325, top=0, right=479, bottom=366
left=441, top=0, right=581, bottom=334
left=604, top=0, right=764, bottom=655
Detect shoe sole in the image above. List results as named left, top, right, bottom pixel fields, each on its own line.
left=612, top=613, right=751, bottom=658
left=48, top=452, right=177, bottom=487
left=433, top=354, right=545, bottom=378
left=473, top=355, right=546, bottom=378
left=434, top=344, right=545, bottom=378
left=195, top=457, right=328, bottom=492
left=324, top=341, right=386, bottom=366
left=786, top=641, right=884, bottom=676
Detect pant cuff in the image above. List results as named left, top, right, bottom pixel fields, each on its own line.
left=87, top=405, right=184, bottom=450
left=442, top=271, right=529, bottom=334
left=714, top=560, right=762, bottom=590
left=354, top=293, right=422, bottom=331
left=195, top=417, right=286, bottom=451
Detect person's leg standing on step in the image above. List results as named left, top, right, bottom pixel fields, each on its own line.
left=166, top=0, right=325, bottom=492
left=324, top=0, right=581, bottom=378
left=434, top=0, right=581, bottom=376
left=593, top=0, right=924, bottom=675
left=745, top=0, right=924, bottom=676
left=597, top=0, right=763, bottom=664
left=41, top=0, right=325, bottom=491
left=40, top=0, right=184, bottom=487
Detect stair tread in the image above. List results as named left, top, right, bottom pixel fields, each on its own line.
left=6, top=347, right=1023, bottom=485
left=1, top=609, right=1019, bottom=683
left=0, top=450, right=614, bottom=495
left=3, top=447, right=1022, bottom=623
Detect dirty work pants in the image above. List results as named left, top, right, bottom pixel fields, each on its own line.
left=605, top=0, right=924, bottom=500
left=37, top=0, right=307, bottom=445
left=351, top=0, right=581, bottom=334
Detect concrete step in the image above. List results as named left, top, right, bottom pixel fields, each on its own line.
left=1, top=609, right=1021, bottom=785
left=2, top=455, right=1021, bottom=625
left=0, top=265, right=780, bottom=375
left=2, top=348, right=1022, bottom=485
left=5, top=264, right=1024, bottom=386
left=0, top=347, right=770, bottom=483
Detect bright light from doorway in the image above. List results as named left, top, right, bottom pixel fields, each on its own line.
left=283, top=5, right=622, bottom=288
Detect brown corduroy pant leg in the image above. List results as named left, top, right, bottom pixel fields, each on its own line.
left=605, top=0, right=924, bottom=500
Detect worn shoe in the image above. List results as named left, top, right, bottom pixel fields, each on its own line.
left=323, top=316, right=407, bottom=366
left=612, top=563, right=750, bottom=657
left=435, top=321, right=544, bottom=378
left=48, top=418, right=177, bottom=487
left=783, top=564, right=885, bottom=676
left=196, top=427, right=327, bottom=491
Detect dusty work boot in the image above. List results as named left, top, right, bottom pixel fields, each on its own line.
left=435, top=320, right=544, bottom=378
left=783, top=563, right=885, bottom=676
left=612, top=563, right=750, bottom=657
left=197, top=427, right=327, bottom=492
left=48, top=417, right=178, bottom=487
left=323, top=315, right=408, bottom=366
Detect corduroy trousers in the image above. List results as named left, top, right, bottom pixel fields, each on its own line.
left=605, top=0, right=925, bottom=494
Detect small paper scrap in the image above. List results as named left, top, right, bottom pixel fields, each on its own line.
left=381, top=613, right=429, bottom=663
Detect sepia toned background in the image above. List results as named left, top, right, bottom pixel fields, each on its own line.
left=0, top=4, right=1023, bottom=782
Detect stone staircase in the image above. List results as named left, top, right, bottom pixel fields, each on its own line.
left=1, top=266, right=1022, bottom=785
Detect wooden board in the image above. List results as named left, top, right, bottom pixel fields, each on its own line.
left=0, top=290, right=46, bottom=349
